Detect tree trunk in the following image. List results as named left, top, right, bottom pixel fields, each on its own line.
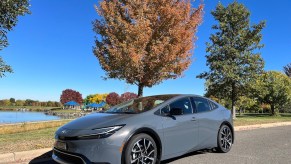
left=271, top=104, right=276, bottom=116
left=138, top=84, right=144, bottom=97
left=231, top=83, right=236, bottom=119
left=231, top=103, right=236, bottom=119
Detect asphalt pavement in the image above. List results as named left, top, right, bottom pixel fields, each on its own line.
left=163, top=125, right=291, bottom=164
left=33, top=125, right=291, bottom=164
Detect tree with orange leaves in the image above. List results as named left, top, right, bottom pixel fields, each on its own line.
left=93, top=0, right=203, bottom=96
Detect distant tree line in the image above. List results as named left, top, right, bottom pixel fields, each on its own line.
left=82, top=92, right=138, bottom=106
left=83, top=93, right=108, bottom=105
left=60, top=89, right=138, bottom=108
left=0, top=98, right=61, bottom=107
left=106, top=92, right=138, bottom=106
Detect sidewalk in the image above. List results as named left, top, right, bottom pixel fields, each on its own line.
left=1, top=121, right=291, bottom=163
left=0, top=148, right=52, bottom=164
left=234, top=121, right=291, bottom=131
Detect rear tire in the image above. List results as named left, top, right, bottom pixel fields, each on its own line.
left=216, top=124, right=233, bottom=153
left=125, top=133, right=157, bottom=164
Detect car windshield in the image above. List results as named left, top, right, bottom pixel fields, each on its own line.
left=104, top=95, right=177, bottom=114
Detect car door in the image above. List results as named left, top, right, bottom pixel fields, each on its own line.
left=161, top=97, right=198, bottom=157
left=191, top=97, right=221, bottom=149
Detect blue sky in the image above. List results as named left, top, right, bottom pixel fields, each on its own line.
left=0, top=0, right=290, bottom=101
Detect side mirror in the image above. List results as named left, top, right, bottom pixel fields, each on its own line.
left=169, top=107, right=183, bottom=115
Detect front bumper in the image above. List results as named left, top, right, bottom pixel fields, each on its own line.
left=53, top=148, right=112, bottom=164
left=52, top=136, right=123, bottom=164
left=53, top=148, right=88, bottom=164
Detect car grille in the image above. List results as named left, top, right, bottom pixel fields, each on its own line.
left=54, top=148, right=85, bottom=164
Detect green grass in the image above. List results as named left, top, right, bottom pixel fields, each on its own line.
left=0, top=127, right=57, bottom=153
left=0, top=120, right=71, bottom=153
left=234, top=113, right=291, bottom=126
left=0, top=120, right=71, bottom=134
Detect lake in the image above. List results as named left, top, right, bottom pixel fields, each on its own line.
left=0, top=111, right=62, bottom=124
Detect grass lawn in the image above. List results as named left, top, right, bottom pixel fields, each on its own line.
left=0, top=120, right=71, bottom=134
left=0, top=127, right=57, bottom=154
left=234, top=113, right=291, bottom=126
left=0, top=120, right=71, bottom=154
left=1, top=113, right=291, bottom=153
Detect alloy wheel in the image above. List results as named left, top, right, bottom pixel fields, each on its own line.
left=219, top=125, right=232, bottom=151
left=130, top=138, right=156, bottom=164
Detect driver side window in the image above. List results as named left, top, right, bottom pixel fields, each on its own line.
left=169, top=97, right=193, bottom=115
left=161, top=105, right=170, bottom=114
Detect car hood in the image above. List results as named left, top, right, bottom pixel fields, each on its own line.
left=61, top=113, right=132, bottom=130
left=56, top=112, right=135, bottom=138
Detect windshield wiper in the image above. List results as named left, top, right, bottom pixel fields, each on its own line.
left=119, top=111, right=136, bottom=114
left=105, top=111, right=136, bottom=114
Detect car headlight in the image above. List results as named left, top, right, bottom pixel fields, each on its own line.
left=77, top=125, right=125, bottom=140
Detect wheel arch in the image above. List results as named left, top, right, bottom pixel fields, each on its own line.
left=220, top=121, right=234, bottom=144
left=121, top=127, right=162, bottom=164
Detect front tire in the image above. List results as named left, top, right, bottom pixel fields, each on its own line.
left=125, top=133, right=157, bottom=164
left=217, top=124, right=233, bottom=153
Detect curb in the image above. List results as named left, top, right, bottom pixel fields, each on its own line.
left=234, top=121, right=291, bottom=131
left=1, top=121, right=291, bottom=163
left=0, top=148, right=51, bottom=164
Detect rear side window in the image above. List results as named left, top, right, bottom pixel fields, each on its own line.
left=209, top=101, right=219, bottom=110
left=192, top=97, right=211, bottom=113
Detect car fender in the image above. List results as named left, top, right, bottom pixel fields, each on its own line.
left=121, top=127, right=162, bottom=164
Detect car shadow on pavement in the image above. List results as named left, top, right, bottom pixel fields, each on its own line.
left=161, top=149, right=215, bottom=163
left=28, top=149, right=215, bottom=164
left=29, top=150, right=57, bottom=164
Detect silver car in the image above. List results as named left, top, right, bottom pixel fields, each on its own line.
left=53, top=94, right=234, bottom=164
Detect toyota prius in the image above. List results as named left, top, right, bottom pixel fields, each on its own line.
left=53, top=94, right=234, bottom=164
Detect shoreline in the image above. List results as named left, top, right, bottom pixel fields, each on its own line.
left=0, top=110, right=87, bottom=125
left=0, top=107, right=61, bottom=112
left=0, top=119, right=73, bottom=126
